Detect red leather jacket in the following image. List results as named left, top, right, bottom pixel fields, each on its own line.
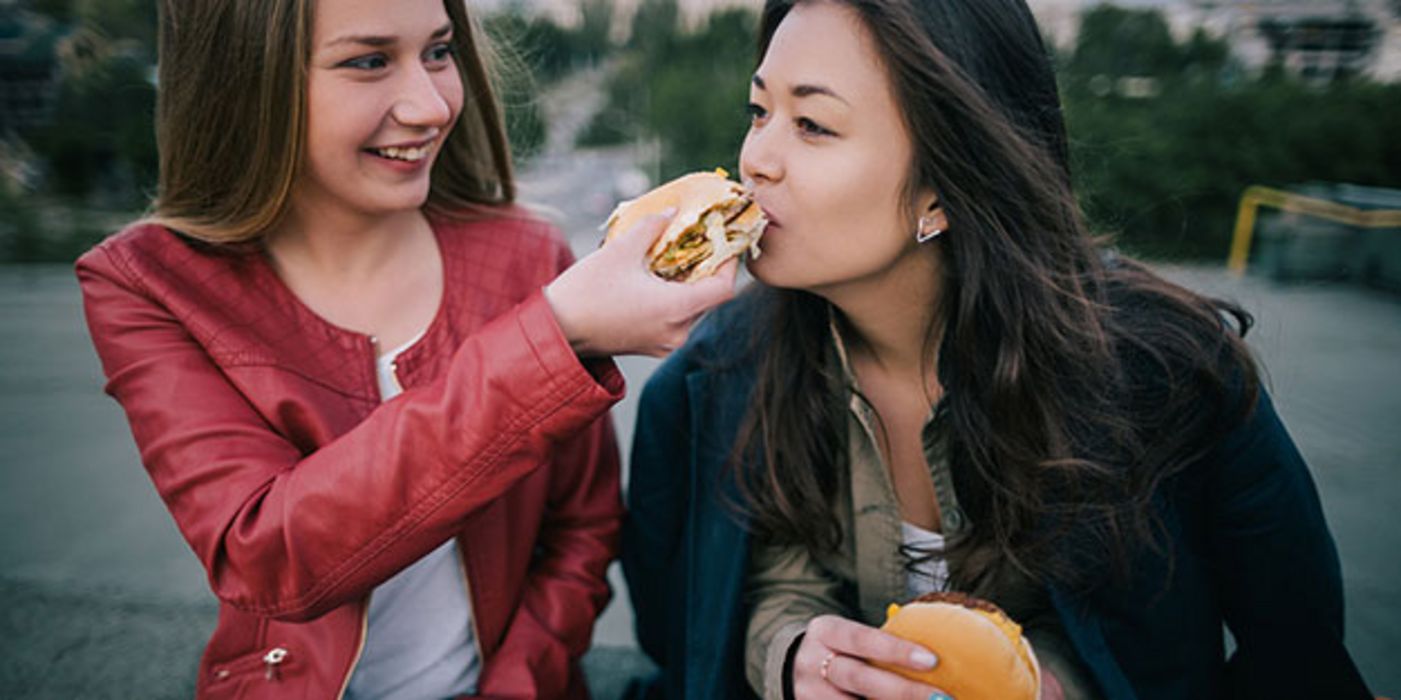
left=76, top=209, right=625, bottom=699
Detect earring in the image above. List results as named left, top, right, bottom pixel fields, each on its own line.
left=916, top=216, right=943, bottom=243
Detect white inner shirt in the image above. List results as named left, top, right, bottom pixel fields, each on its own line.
left=902, top=520, right=951, bottom=599
left=345, top=335, right=480, bottom=699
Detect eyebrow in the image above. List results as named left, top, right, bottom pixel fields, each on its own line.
left=327, top=23, right=452, bottom=48
left=751, top=75, right=851, bottom=106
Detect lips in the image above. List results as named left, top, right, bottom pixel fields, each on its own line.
left=759, top=205, right=781, bottom=229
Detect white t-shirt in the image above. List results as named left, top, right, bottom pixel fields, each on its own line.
left=902, top=520, right=951, bottom=599
left=344, top=337, right=480, bottom=699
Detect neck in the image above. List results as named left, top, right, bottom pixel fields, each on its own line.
left=822, top=246, right=945, bottom=380
left=267, top=202, right=428, bottom=281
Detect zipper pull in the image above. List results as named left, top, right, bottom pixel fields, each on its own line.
left=263, top=647, right=288, bottom=681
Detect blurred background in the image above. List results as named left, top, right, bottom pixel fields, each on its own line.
left=2, top=0, right=1398, bottom=697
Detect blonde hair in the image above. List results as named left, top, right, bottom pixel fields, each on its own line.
left=151, top=0, right=515, bottom=244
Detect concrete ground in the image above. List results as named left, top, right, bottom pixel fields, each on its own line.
left=3, top=261, right=1399, bottom=697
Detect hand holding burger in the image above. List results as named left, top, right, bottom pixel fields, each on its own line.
left=789, top=614, right=948, bottom=700
left=875, top=592, right=1044, bottom=700
left=545, top=170, right=765, bottom=357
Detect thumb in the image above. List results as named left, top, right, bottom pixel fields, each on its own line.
left=683, top=257, right=739, bottom=312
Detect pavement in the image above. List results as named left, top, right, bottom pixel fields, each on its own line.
left=4, top=262, right=1399, bottom=698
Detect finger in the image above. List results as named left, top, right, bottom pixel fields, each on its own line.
left=680, top=261, right=740, bottom=313
left=803, top=681, right=858, bottom=700
left=823, top=657, right=949, bottom=700
left=795, top=655, right=859, bottom=700
left=814, top=618, right=939, bottom=672
left=711, top=255, right=740, bottom=283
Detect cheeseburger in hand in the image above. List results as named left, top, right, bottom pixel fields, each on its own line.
left=603, top=169, right=767, bottom=282
left=876, top=592, right=1041, bottom=700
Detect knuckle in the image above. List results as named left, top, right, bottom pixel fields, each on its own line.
left=825, top=658, right=850, bottom=688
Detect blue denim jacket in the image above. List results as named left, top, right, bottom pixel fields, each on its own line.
left=621, top=295, right=1371, bottom=700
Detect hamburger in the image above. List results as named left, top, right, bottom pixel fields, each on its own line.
left=875, top=592, right=1041, bottom=700
left=603, top=169, right=766, bottom=282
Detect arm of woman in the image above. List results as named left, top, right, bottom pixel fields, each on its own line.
left=475, top=415, right=623, bottom=699
left=747, top=542, right=941, bottom=700
left=75, top=243, right=623, bottom=622
left=1207, top=390, right=1372, bottom=697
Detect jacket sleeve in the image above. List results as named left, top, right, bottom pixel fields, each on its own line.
left=1208, top=390, right=1372, bottom=698
left=745, top=540, right=845, bottom=700
left=475, top=413, right=624, bottom=699
left=74, top=244, right=624, bottom=622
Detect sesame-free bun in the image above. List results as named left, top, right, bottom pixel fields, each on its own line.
left=875, top=592, right=1041, bottom=700
left=603, top=170, right=766, bottom=282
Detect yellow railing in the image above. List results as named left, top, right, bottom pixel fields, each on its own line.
left=1226, top=185, right=1401, bottom=276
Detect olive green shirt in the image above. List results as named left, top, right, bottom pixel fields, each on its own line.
left=743, top=315, right=1100, bottom=700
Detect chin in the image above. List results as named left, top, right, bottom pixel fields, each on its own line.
left=367, top=187, right=433, bottom=216
left=748, top=249, right=823, bottom=292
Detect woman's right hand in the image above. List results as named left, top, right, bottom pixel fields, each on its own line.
left=545, top=210, right=738, bottom=357
left=792, top=615, right=951, bottom=700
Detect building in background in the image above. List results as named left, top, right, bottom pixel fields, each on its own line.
left=1030, top=0, right=1401, bottom=82
left=473, top=0, right=756, bottom=37
left=472, top=0, right=1401, bottom=82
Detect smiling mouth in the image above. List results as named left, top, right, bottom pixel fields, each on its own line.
left=366, top=144, right=433, bottom=163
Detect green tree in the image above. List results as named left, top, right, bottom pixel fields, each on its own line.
left=1063, top=6, right=1401, bottom=259
left=584, top=6, right=756, bottom=176
left=24, top=45, right=156, bottom=204
left=73, top=0, right=156, bottom=49
left=1069, top=6, right=1180, bottom=78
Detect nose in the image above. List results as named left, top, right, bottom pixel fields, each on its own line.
left=740, top=123, right=782, bottom=187
left=391, top=63, right=455, bottom=128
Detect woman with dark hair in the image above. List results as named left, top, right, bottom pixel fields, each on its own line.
left=622, top=1, right=1372, bottom=698
left=76, top=0, right=734, bottom=697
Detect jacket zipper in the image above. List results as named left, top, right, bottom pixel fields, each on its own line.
left=335, top=597, right=371, bottom=700
left=456, top=539, right=487, bottom=671
left=262, top=647, right=289, bottom=680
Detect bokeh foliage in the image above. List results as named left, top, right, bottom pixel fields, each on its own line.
left=1062, top=6, right=1401, bottom=258
left=3, top=0, right=620, bottom=261
left=579, top=1, right=756, bottom=178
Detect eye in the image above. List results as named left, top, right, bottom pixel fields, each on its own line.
left=796, top=117, right=835, bottom=137
left=339, top=53, right=388, bottom=71
left=425, top=41, right=455, bottom=66
left=746, top=102, right=768, bottom=122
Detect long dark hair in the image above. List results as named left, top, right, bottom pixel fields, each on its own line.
left=733, top=0, right=1258, bottom=591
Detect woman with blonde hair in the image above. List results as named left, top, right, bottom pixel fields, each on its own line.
left=76, top=0, right=733, bottom=697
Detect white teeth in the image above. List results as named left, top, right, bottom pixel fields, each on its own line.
left=373, top=145, right=429, bottom=162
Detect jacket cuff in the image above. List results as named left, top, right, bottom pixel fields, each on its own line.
left=515, top=290, right=624, bottom=402
left=765, top=622, right=808, bottom=700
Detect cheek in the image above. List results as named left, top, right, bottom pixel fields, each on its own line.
left=437, top=67, right=466, bottom=123
left=304, top=82, right=372, bottom=159
left=762, top=148, right=912, bottom=285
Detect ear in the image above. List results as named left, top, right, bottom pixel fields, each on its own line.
left=916, top=190, right=948, bottom=234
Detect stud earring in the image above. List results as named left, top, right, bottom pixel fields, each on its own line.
left=916, top=216, right=943, bottom=243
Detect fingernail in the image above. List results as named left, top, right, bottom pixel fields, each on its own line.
left=928, top=693, right=952, bottom=700
left=911, top=649, right=938, bottom=669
